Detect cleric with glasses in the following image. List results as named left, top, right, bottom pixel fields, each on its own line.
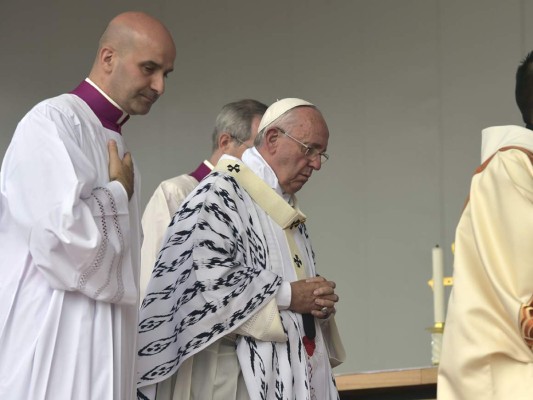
left=275, top=126, right=329, bottom=164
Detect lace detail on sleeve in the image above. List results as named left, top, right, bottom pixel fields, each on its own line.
left=77, top=186, right=125, bottom=302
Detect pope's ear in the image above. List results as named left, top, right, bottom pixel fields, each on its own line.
left=264, top=127, right=280, bottom=150
left=263, top=128, right=279, bottom=154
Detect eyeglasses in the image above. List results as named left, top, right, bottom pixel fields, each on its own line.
left=276, top=127, right=329, bottom=164
left=231, top=135, right=252, bottom=149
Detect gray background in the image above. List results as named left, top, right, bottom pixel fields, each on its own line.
left=2, top=0, right=532, bottom=376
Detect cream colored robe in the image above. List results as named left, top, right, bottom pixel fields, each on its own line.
left=438, top=125, right=533, bottom=399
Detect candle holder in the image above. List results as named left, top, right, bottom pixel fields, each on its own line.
left=427, top=276, right=452, bottom=366
left=427, top=322, right=444, bottom=365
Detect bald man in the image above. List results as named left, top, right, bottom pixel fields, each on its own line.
left=0, top=12, right=175, bottom=400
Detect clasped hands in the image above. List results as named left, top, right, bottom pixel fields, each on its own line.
left=289, top=276, right=339, bottom=319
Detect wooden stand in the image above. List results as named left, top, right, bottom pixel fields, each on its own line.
left=336, top=366, right=437, bottom=400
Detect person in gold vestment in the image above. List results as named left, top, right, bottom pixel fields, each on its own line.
left=438, top=51, right=533, bottom=400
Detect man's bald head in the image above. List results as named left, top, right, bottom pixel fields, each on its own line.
left=89, top=12, right=176, bottom=115
left=97, top=12, right=175, bottom=59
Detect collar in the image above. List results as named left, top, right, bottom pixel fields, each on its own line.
left=70, top=78, right=130, bottom=134
left=481, top=125, right=533, bottom=162
left=189, top=160, right=213, bottom=182
left=241, top=148, right=292, bottom=202
left=214, top=158, right=306, bottom=229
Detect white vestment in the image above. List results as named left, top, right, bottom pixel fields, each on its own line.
left=141, top=161, right=212, bottom=300
left=137, top=148, right=343, bottom=400
left=438, top=125, right=533, bottom=399
left=0, top=81, right=141, bottom=400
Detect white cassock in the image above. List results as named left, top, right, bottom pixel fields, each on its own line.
left=0, top=79, right=141, bottom=400
left=438, top=125, right=533, bottom=400
left=140, top=161, right=213, bottom=300
left=137, top=148, right=344, bottom=400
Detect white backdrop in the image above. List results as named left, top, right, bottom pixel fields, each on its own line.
left=1, top=0, right=532, bottom=375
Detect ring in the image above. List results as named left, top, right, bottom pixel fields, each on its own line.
left=321, top=306, right=328, bottom=315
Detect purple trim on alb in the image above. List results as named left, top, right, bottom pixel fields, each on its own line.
left=189, top=162, right=212, bottom=182
left=70, top=81, right=129, bottom=134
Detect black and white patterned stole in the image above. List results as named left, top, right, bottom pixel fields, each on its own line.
left=214, top=159, right=317, bottom=355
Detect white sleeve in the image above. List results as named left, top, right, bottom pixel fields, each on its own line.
left=3, top=104, right=134, bottom=304
left=275, top=280, right=292, bottom=309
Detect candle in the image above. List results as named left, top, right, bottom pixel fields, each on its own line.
left=432, top=245, right=445, bottom=323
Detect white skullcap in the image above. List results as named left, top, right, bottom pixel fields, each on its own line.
left=258, top=98, right=314, bottom=132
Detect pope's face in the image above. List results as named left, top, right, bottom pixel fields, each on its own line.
left=273, top=108, right=329, bottom=195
